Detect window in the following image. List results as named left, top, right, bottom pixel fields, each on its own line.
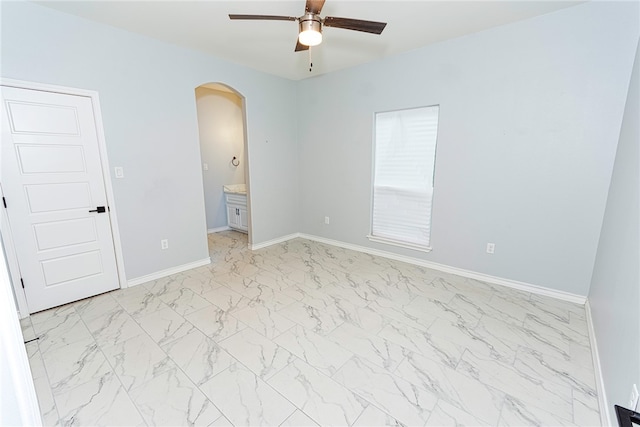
left=369, top=105, right=439, bottom=251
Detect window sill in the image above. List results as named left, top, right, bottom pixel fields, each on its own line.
left=366, top=235, right=432, bottom=253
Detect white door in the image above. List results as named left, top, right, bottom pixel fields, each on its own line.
left=0, top=86, right=119, bottom=313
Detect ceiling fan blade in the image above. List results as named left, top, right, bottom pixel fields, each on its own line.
left=323, top=16, right=387, bottom=34
left=229, top=14, right=296, bottom=21
left=295, top=40, right=310, bottom=52
left=305, top=0, right=326, bottom=15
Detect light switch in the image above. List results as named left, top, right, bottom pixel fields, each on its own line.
left=114, top=167, right=124, bottom=178
left=203, top=163, right=209, bottom=171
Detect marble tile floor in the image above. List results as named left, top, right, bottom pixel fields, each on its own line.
left=20, top=231, right=601, bottom=426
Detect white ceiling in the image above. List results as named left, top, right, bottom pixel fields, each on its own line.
left=36, top=0, right=585, bottom=80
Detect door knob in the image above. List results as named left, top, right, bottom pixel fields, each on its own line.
left=89, top=206, right=106, bottom=213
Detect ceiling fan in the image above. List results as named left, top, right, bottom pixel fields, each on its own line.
left=229, top=0, right=387, bottom=52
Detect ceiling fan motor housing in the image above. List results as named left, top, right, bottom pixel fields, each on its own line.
left=298, top=13, right=323, bottom=46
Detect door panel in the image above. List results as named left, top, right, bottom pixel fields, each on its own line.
left=6, top=101, right=80, bottom=135
left=227, top=205, right=238, bottom=227
left=41, top=250, right=103, bottom=286
left=33, top=218, right=97, bottom=251
left=25, top=183, right=92, bottom=213
left=18, top=144, right=86, bottom=173
left=1, top=86, right=119, bottom=313
left=239, top=207, right=248, bottom=230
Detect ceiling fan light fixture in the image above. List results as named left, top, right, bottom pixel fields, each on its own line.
left=298, top=14, right=322, bottom=46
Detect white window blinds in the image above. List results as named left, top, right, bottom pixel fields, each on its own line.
left=371, top=105, right=439, bottom=249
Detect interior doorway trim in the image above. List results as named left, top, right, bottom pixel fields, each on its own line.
left=0, top=78, right=127, bottom=318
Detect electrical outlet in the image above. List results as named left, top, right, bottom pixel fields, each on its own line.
left=203, top=163, right=209, bottom=171
left=630, top=384, right=639, bottom=410
left=114, top=166, right=124, bottom=178
left=486, top=243, right=495, bottom=254
left=324, top=216, right=330, bottom=225
left=161, top=239, right=169, bottom=250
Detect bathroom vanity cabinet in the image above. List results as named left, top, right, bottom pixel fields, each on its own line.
left=223, top=184, right=248, bottom=233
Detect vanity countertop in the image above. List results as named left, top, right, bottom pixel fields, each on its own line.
left=223, top=183, right=247, bottom=195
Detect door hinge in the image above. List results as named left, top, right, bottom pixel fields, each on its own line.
left=20, top=278, right=24, bottom=289
left=2, top=197, right=6, bottom=208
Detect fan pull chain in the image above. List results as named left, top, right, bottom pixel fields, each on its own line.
left=309, top=47, right=313, bottom=73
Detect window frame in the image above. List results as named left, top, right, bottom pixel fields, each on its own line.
left=367, top=104, right=440, bottom=252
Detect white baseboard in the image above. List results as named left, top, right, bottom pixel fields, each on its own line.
left=247, top=232, right=586, bottom=305
left=250, top=233, right=299, bottom=250
left=585, top=300, right=611, bottom=427
left=126, top=258, right=211, bottom=287
left=208, top=226, right=230, bottom=234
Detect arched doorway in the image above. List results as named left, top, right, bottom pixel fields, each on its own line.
left=194, top=83, right=251, bottom=252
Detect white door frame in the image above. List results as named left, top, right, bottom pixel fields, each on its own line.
left=0, top=78, right=128, bottom=318
left=0, top=241, right=41, bottom=426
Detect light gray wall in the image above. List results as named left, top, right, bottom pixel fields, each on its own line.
left=589, top=40, right=639, bottom=424
left=0, top=1, right=299, bottom=280
left=195, top=87, right=246, bottom=231
left=297, top=1, right=639, bottom=296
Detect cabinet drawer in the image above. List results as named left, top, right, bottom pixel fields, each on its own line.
left=225, top=194, right=247, bottom=206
